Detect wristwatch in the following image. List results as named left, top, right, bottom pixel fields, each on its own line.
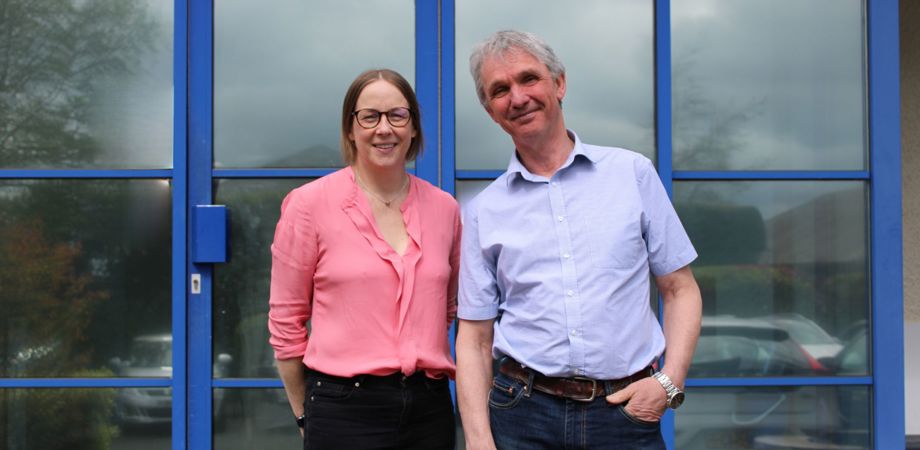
left=295, top=414, right=306, bottom=429
left=652, top=372, right=685, bottom=409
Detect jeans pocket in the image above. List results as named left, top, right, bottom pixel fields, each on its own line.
left=488, top=374, right=526, bottom=410
left=307, top=377, right=355, bottom=402
left=616, top=405, right=660, bottom=428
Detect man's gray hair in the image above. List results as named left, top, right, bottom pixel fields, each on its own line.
left=469, top=30, right=566, bottom=107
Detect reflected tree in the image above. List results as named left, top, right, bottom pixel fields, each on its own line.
left=0, top=0, right=156, bottom=167
left=0, top=219, right=108, bottom=377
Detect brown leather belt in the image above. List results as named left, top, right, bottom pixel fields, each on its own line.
left=498, top=358, right=652, bottom=402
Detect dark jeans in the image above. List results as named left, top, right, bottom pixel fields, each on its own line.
left=489, top=372, right=666, bottom=450
left=303, top=370, right=455, bottom=450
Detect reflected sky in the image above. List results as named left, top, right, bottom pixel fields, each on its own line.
left=90, top=0, right=173, bottom=168
left=214, top=0, right=414, bottom=168
left=672, top=0, right=866, bottom=170
left=456, top=0, right=654, bottom=170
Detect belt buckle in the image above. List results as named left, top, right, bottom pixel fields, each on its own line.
left=571, top=376, right=598, bottom=402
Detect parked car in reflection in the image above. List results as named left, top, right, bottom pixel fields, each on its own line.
left=750, top=325, right=870, bottom=450
left=111, top=334, right=233, bottom=426
left=689, top=315, right=825, bottom=378
left=678, top=316, right=869, bottom=449
left=762, top=313, right=844, bottom=365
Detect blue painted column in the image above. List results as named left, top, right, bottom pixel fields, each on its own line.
left=868, top=0, right=905, bottom=449
left=188, top=0, right=216, bottom=448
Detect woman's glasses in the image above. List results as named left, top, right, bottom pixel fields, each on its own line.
left=353, top=107, right=412, bottom=129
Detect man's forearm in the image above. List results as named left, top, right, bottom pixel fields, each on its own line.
left=456, top=319, right=496, bottom=449
left=657, top=265, right=702, bottom=388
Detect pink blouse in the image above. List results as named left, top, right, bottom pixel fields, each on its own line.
left=268, top=167, right=460, bottom=379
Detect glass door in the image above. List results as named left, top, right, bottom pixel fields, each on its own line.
left=188, top=1, right=440, bottom=448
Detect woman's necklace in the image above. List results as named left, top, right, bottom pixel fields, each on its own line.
left=355, top=173, right=409, bottom=208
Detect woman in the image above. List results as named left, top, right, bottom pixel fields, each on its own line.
left=268, top=69, right=459, bottom=449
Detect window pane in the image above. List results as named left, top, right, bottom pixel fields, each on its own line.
left=456, top=0, right=654, bottom=170
left=212, top=388, right=301, bottom=449
left=0, top=180, right=171, bottom=377
left=213, top=179, right=311, bottom=378
left=0, top=0, right=173, bottom=169
left=214, top=1, right=414, bottom=168
left=0, top=388, right=171, bottom=449
left=671, top=0, right=866, bottom=170
left=676, top=386, right=870, bottom=449
left=675, top=181, right=869, bottom=377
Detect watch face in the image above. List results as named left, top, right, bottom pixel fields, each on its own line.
left=669, top=392, right=685, bottom=409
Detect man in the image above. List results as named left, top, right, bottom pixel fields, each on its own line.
left=456, top=30, right=702, bottom=449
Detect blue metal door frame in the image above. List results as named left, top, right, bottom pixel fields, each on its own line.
left=442, top=0, right=904, bottom=448
left=185, top=1, right=442, bottom=449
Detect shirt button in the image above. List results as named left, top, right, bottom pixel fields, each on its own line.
left=566, top=290, right=574, bottom=297
left=563, top=253, right=570, bottom=259
left=557, top=216, right=565, bottom=222
left=570, top=330, right=577, bottom=336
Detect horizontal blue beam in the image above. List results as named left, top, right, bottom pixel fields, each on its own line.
left=673, top=170, right=870, bottom=180
left=212, top=379, right=284, bottom=389
left=0, top=169, right=174, bottom=179
left=456, top=170, right=872, bottom=181
left=687, top=376, right=872, bottom=388
left=212, top=168, right=337, bottom=178
left=0, top=378, right=174, bottom=388
left=456, top=170, right=505, bottom=180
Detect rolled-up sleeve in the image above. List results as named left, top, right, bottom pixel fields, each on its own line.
left=268, top=191, right=317, bottom=360
left=458, top=201, right=500, bottom=320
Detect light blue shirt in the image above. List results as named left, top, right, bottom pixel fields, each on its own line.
left=458, top=131, right=697, bottom=379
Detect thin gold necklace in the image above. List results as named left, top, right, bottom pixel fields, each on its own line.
left=355, top=173, right=409, bottom=207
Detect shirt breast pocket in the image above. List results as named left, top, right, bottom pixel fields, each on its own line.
left=584, top=211, right=646, bottom=270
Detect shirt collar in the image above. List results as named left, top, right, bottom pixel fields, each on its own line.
left=505, top=130, right=599, bottom=186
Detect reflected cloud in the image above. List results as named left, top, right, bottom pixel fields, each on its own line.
left=672, top=0, right=866, bottom=170
left=455, top=0, right=655, bottom=170
left=214, top=0, right=414, bottom=168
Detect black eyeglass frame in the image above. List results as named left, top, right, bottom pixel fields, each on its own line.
left=352, top=107, right=413, bottom=129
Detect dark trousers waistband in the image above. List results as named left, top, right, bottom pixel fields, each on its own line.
left=306, top=368, right=446, bottom=388
left=498, top=357, right=652, bottom=402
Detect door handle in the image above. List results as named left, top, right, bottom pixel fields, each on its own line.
left=192, top=205, right=229, bottom=263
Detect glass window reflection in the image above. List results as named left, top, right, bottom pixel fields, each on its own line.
left=0, top=0, right=173, bottom=169
left=456, top=0, right=654, bottom=170
left=213, top=179, right=312, bottom=378
left=212, top=388, right=301, bottom=449
left=1, top=388, right=171, bottom=449
left=675, top=386, right=869, bottom=450
left=214, top=0, right=414, bottom=168
left=0, top=180, right=172, bottom=377
left=671, top=0, right=866, bottom=170
left=675, top=181, right=869, bottom=376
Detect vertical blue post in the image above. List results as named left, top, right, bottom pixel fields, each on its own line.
left=171, top=1, right=188, bottom=449
left=441, top=0, right=456, bottom=196
left=868, top=0, right=905, bottom=449
left=415, top=0, right=440, bottom=186
left=188, top=0, right=215, bottom=448
left=654, top=0, right=675, bottom=448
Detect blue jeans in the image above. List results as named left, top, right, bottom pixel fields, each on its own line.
left=489, top=372, right=666, bottom=450
left=303, top=370, right=455, bottom=450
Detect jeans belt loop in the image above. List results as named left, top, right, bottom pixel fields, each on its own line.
left=524, top=369, right=535, bottom=398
